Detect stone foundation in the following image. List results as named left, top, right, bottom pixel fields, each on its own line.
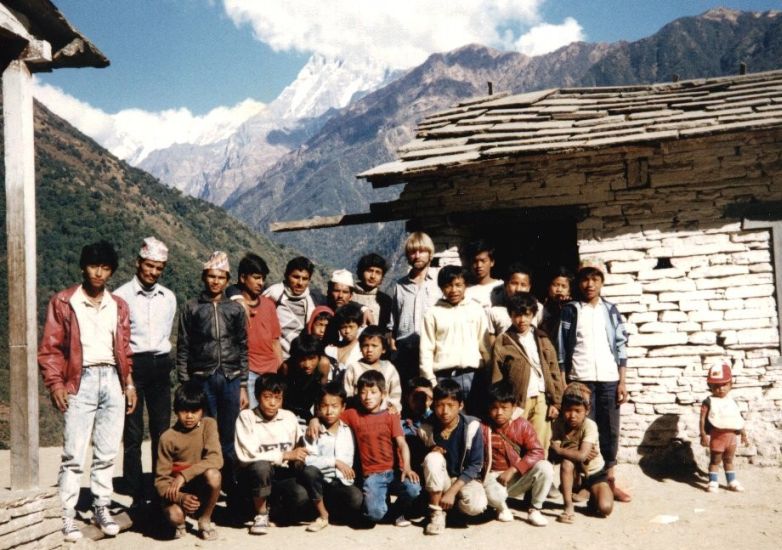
left=0, top=489, right=61, bottom=550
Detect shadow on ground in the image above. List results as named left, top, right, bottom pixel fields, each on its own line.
left=637, top=413, right=708, bottom=490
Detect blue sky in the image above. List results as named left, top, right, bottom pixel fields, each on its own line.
left=41, top=0, right=782, bottom=115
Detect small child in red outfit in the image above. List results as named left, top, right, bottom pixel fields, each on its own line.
left=699, top=362, right=748, bottom=493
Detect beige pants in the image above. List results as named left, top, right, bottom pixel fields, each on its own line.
left=423, top=452, right=487, bottom=516
left=525, top=393, right=552, bottom=452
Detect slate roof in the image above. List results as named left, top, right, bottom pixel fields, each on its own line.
left=359, top=70, right=782, bottom=183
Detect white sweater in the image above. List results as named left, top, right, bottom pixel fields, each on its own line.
left=343, top=359, right=403, bottom=411
left=234, top=408, right=301, bottom=465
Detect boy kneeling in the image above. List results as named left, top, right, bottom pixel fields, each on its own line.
left=550, top=383, right=613, bottom=523
left=481, top=382, right=554, bottom=526
left=419, top=379, right=487, bottom=535
left=155, top=382, right=223, bottom=541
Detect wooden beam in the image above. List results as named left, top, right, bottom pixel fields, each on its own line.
left=3, top=59, right=39, bottom=490
left=269, top=209, right=397, bottom=232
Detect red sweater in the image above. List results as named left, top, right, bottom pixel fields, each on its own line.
left=480, top=414, right=544, bottom=476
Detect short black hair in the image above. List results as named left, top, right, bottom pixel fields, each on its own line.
left=334, top=303, right=363, bottom=327
left=238, top=253, right=270, bottom=278
left=406, top=376, right=433, bottom=392
left=290, top=334, right=322, bottom=363
left=313, top=310, right=333, bottom=322
left=505, top=292, right=539, bottom=316
left=358, top=325, right=388, bottom=349
left=549, top=266, right=573, bottom=283
left=79, top=240, right=118, bottom=272
left=254, top=372, right=287, bottom=400
left=487, top=381, right=516, bottom=406
left=562, top=392, right=590, bottom=410
left=437, top=265, right=468, bottom=289
left=575, top=266, right=604, bottom=285
left=356, top=369, right=386, bottom=393
left=503, top=262, right=532, bottom=283
left=357, top=253, right=388, bottom=278
left=173, top=381, right=206, bottom=413
left=317, top=381, right=347, bottom=406
left=284, top=256, right=314, bottom=277
left=433, top=378, right=464, bottom=404
left=464, top=239, right=495, bottom=261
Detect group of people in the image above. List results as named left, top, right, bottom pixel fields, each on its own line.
left=38, top=231, right=748, bottom=542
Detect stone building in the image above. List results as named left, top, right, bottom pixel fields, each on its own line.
left=277, top=70, right=782, bottom=465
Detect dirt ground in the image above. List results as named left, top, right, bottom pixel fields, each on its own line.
left=2, top=444, right=780, bottom=550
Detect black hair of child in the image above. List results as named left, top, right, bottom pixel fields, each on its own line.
left=238, top=253, right=270, bottom=278
left=357, top=253, right=388, bottom=277
left=290, top=333, right=323, bottom=363
left=284, top=256, right=314, bottom=277
left=356, top=369, right=386, bottom=393
left=79, top=240, right=118, bottom=272
left=505, top=292, right=539, bottom=316
left=334, top=303, right=364, bottom=327
left=503, top=261, right=532, bottom=283
left=433, top=378, right=464, bottom=403
left=313, top=309, right=333, bottom=324
left=406, top=376, right=433, bottom=392
left=487, top=381, right=517, bottom=406
left=548, top=265, right=573, bottom=284
left=255, top=372, right=288, bottom=400
left=561, top=391, right=591, bottom=410
left=463, top=239, right=495, bottom=261
left=358, top=325, right=388, bottom=349
left=437, top=265, right=468, bottom=289
left=575, top=266, right=604, bottom=284
left=317, top=381, right=347, bottom=406
left=173, top=381, right=207, bottom=413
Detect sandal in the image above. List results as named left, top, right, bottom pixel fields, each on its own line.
left=198, top=524, right=218, bottom=541
left=557, top=511, right=575, bottom=524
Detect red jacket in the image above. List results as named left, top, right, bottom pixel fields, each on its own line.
left=480, top=409, right=544, bottom=476
left=38, top=285, right=133, bottom=395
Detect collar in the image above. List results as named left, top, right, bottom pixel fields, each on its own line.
left=319, top=419, right=349, bottom=435
left=402, top=267, right=436, bottom=284
left=253, top=408, right=285, bottom=422
left=74, top=285, right=112, bottom=310
left=131, top=275, right=162, bottom=296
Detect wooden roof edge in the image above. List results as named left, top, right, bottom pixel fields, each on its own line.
left=269, top=203, right=401, bottom=232
left=4, top=0, right=109, bottom=70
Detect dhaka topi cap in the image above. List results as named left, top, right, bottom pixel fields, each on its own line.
left=330, top=269, right=355, bottom=288
left=139, top=237, right=168, bottom=262
left=203, top=251, right=230, bottom=273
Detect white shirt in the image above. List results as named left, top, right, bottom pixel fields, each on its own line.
left=488, top=300, right=544, bottom=335
left=465, top=280, right=503, bottom=309
left=570, top=301, right=619, bottom=382
left=516, top=330, right=545, bottom=396
left=114, top=276, right=176, bottom=355
left=69, top=286, right=117, bottom=366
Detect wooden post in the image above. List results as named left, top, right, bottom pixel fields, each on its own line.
left=743, top=219, right=782, bottom=355
left=3, top=59, right=39, bottom=490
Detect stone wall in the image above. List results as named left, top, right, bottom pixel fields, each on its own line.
left=0, top=489, right=61, bottom=550
left=400, top=127, right=782, bottom=465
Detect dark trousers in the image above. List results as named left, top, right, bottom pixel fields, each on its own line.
left=200, top=371, right=242, bottom=489
left=299, top=466, right=364, bottom=524
left=583, top=381, right=620, bottom=469
left=240, top=461, right=318, bottom=523
left=123, top=353, right=172, bottom=501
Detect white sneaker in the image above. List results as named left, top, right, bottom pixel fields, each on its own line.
left=93, top=506, right=119, bottom=536
left=527, top=508, right=548, bottom=527
left=707, top=481, right=720, bottom=493
left=394, top=515, right=412, bottom=527
left=62, top=517, right=83, bottom=542
left=728, top=480, right=744, bottom=492
left=249, top=513, right=269, bottom=535
left=497, top=508, right=514, bottom=522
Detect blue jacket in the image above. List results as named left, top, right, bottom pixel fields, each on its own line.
left=419, top=412, right=484, bottom=483
left=557, top=298, right=628, bottom=378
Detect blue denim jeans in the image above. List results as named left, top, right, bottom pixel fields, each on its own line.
left=59, top=366, right=125, bottom=518
left=200, top=372, right=242, bottom=470
left=362, top=470, right=421, bottom=522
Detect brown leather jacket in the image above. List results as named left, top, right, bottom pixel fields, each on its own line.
left=480, top=408, right=545, bottom=476
left=491, top=328, right=564, bottom=410
left=38, top=285, right=133, bottom=395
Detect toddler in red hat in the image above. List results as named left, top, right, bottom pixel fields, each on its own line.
left=699, top=362, right=748, bottom=493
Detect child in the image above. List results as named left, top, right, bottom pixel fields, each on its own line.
left=155, top=382, right=223, bottom=541
left=352, top=253, right=393, bottom=329
left=549, top=383, right=613, bottom=523
left=343, top=325, right=403, bottom=411
left=279, top=335, right=329, bottom=424
left=302, top=382, right=364, bottom=530
left=462, top=240, right=502, bottom=309
left=234, top=373, right=320, bottom=535
left=700, top=362, right=748, bottom=493
left=324, top=303, right=364, bottom=379
left=539, top=267, right=572, bottom=351
left=342, top=370, right=420, bottom=525
left=307, top=306, right=334, bottom=341
left=402, top=377, right=434, bottom=476
left=418, top=379, right=487, bottom=536
left=420, top=265, right=489, bottom=411
left=481, top=382, right=553, bottom=527
left=558, top=260, right=631, bottom=503
left=488, top=263, right=544, bottom=340
left=490, top=292, right=563, bottom=452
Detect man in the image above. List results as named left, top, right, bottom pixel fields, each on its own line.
left=177, top=251, right=248, bottom=496
left=389, top=232, right=442, bottom=383
left=114, top=237, right=176, bottom=509
left=558, top=259, right=632, bottom=503
left=462, top=240, right=502, bottom=309
left=39, top=240, right=137, bottom=542
left=324, top=269, right=370, bottom=343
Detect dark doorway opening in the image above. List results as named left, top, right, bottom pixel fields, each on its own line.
left=452, top=207, right=581, bottom=302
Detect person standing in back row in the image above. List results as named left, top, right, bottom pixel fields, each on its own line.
left=115, top=237, right=177, bottom=510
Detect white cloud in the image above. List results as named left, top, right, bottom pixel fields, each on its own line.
left=514, top=17, right=585, bottom=56
left=32, top=79, right=265, bottom=163
left=223, top=0, right=580, bottom=68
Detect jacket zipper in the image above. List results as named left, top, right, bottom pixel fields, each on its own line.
left=213, top=302, right=222, bottom=371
